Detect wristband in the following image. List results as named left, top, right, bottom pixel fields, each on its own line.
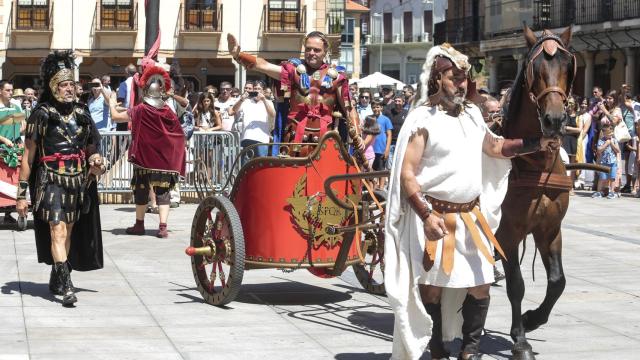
left=501, top=137, right=541, bottom=157
left=236, top=52, right=257, bottom=69
left=16, top=180, right=28, bottom=200
left=407, top=191, right=432, bottom=221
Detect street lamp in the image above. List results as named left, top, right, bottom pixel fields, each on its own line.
left=373, top=12, right=382, bottom=73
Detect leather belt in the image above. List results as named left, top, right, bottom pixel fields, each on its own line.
left=422, top=195, right=507, bottom=276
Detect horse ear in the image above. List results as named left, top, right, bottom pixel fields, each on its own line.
left=523, top=24, right=537, bottom=49
left=559, top=26, right=572, bottom=47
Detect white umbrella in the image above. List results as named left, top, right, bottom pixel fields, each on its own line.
left=352, top=72, right=406, bottom=89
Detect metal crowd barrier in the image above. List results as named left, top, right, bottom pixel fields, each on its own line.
left=97, top=130, right=241, bottom=194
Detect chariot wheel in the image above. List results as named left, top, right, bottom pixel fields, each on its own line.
left=189, top=195, right=245, bottom=306
left=352, top=189, right=386, bottom=295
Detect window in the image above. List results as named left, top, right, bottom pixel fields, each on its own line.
left=185, top=0, right=219, bottom=31
left=339, top=47, right=354, bottom=74
left=327, top=0, right=344, bottom=34
left=101, top=0, right=134, bottom=30
left=341, top=18, right=355, bottom=44
left=383, top=12, right=392, bottom=43
left=16, top=0, right=49, bottom=29
left=403, top=12, right=412, bottom=43
left=489, top=0, right=501, bottom=16
left=268, top=0, right=301, bottom=32
left=423, top=10, right=432, bottom=36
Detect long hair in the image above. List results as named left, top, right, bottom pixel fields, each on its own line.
left=194, top=92, right=218, bottom=127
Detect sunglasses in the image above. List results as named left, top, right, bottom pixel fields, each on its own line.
left=359, top=96, right=369, bottom=99
left=221, top=88, right=232, bottom=92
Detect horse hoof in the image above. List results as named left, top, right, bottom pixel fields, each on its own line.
left=522, top=309, right=548, bottom=333
left=512, top=342, right=536, bottom=360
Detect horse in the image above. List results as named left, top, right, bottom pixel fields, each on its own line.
left=496, top=25, right=576, bottom=360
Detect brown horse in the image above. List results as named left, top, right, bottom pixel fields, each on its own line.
left=496, top=25, right=576, bottom=360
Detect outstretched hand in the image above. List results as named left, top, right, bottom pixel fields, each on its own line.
left=227, top=33, right=240, bottom=59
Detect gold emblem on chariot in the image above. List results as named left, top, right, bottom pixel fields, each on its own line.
left=287, top=174, right=359, bottom=248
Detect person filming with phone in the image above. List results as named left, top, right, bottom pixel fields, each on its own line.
left=230, top=80, right=275, bottom=157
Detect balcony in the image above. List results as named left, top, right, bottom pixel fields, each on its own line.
left=532, top=0, right=640, bottom=30
left=93, top=1, right=138, bottom=49
left=95, top=1, right=138, bottom=31
left=8, top=0, right=54, bottom=48
left=180, top=3, right=223, bottom=32
left=263, top=4, right=306, bottom=34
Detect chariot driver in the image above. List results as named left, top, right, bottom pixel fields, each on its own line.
left=384, top=44, right=560, bottom=359
left=16, top=50, right=106, bottom=307
left=227, top=32, right=366, bottom=163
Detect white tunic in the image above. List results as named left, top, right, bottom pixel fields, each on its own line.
left=384, top=104, right=511, bottom=359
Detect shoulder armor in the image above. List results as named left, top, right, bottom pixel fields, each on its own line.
left=335, top=65, right=346, bottom=73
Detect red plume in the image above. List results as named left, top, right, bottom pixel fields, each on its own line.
left=138, top=66, right=171, bottom=92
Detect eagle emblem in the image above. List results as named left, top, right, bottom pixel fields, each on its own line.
left=287, top=173, right=360, bottom=248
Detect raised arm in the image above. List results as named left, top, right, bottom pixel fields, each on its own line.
left=228, top=34, right=281, bottom=80
left=482, top=130, right=560, bottom=159
left=108, top=92, right=131, bottom=123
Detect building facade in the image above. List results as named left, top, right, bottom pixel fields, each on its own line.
left=0, top=0, right=343, bottom=91
left=364, top=0, right=442, bottom=85
left=339, top=0, right=369, bottom=79
left=480, top=0, right=640, bottom=97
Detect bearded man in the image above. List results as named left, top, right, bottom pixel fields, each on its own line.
left=384, top=44, right=560, bottom=359
left=227, top=31, right=366, bottom=164
left=16, top=51, right=105, bottom=307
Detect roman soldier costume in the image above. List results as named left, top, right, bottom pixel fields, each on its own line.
left=20, top=50, right=104, bottom=306
left=124, top=65, right=186, bottom=238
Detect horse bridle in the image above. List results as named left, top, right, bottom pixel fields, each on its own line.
left=523, top=34, right=577, bottom=115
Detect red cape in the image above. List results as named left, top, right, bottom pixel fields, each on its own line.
left=128, top=103, right=186, bottom=176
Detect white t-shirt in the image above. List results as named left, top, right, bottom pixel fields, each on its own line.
left=240, top=99, right=271, bottom=143
left=215, top=97, right=237, bottom=131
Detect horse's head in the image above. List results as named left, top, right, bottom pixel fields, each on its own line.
left=523, top=25, right=576, bottom=138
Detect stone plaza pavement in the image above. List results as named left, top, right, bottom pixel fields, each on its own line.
left=1, top=193, right=639, bottom=359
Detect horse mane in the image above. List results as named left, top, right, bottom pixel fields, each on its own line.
left=504, top=59, right=526, bottom=139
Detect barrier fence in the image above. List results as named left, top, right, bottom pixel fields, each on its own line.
left=97, top=130, right=241, bottom=196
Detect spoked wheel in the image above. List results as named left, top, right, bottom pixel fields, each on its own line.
left=187, top=196, right=245, bottom=306
left=352, top=189, right=386, bottom=295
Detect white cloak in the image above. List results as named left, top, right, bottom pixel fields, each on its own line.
left=384, top=105, right=511, bottom=359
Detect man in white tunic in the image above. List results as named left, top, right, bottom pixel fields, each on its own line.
left=384, top=44, right=560, bottom=360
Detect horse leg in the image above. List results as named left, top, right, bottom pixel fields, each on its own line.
left=522, top=227, right=566, bottom=332
left=502, top=246, right=536, bottom=360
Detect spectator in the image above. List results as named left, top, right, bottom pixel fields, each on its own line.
left=384, top=95, right=407, bottom=169
left=101, top=75, right=112, bottom=92
left=230, top=81, right=255, bottom=133
left=349, top=83, right=359, bottom=102
left=562, top=97, right=580, bottom=194
left=371, top=100, right=392, bottom=189
left=231, top=80, right=275, bottom=157
left=263, top=87, right=274, bottom=102
left=619, top=85, right=636, bottom=193
left=402, top=85, right=414, bottom=110
left=356, top=90, right=373, bottom=122
left=87, top=78, right=112, bottom=133
left=205, top=84, right=219, bottom=98
left=24, top=87, right=37, bottom=107
left=0, top=80, right=24, bottom=224
left=479, top=95, right=503, bottom=132
left=10, top=89, right=25, bottom=110
left=600, top=90, right=623, bottom=195
left=592, top=124, right=620, bottom=199
left=21, top=98, right=32, bottom=119
left=215, top=81, right=237, bottom=131
left=380, top=85, right=395, bottom=110
left=117, top=64, right=137, bottom=110
left=576, top=98, right=592, bottom=189
left=231, top=87, right=241, bottom=99
left=361, top=114, right=380, bottom=168
left=194, top=92, right=222, bottom=131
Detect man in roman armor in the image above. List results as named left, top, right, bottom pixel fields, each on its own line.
left=227, top=31, right=366, bottom=164
left=108, top=64, right=186, bottom=239
left=16, top=50, right=106, bottom=307
left=384, top=44, right=560, bottom=359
